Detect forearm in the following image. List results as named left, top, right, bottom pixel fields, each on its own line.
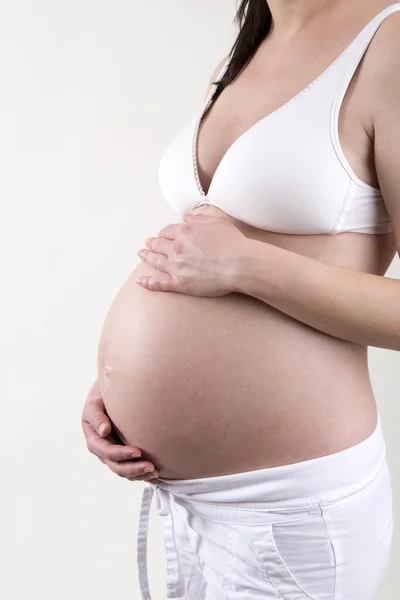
left=233, top=238, right=400, bottom=351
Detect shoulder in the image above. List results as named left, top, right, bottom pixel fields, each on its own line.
left=203, top=54, right=230, bottom=101
left=353, top=7, right=400, bottom=139
left=367, top=8, right=400, bottom=119
left=372, top=4, right=400, bottom=50
left=368, top=9, right=400, bottom=244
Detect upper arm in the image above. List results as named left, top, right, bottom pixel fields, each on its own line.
left=372, top=14, right=400, bottom=255
left=203, top=55, right=230, bottom=101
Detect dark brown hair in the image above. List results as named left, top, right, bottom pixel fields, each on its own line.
left=212, top=0, right=272, bottom=102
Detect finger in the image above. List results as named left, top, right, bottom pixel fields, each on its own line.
left=86, top=378, right=103, bottom=401
left=127, top=468, right=160, bottom=482
left=84, top=380, right=112, bottom=437
left=183, top=213, right=207, bottom=221
left=183, top=212, right=222, bottom=222
left=128, top=474, right=160, bottom=483
left=157, top=222, right=185, bottom=240
left=136, top=275, right=175, bottom=292
left=143, top=236, right=174, bottom=256
left=82, top=420, right=142, bottom=461
left=82, top=396, right=112, bottom=438
left=137, top=248, right=169, bottom=272
left=103, top=459, right=159, bottom=479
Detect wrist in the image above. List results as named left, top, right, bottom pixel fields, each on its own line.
left=229, top=237, right=261, bottom=295
left=230, top=237, right=281, bottom=299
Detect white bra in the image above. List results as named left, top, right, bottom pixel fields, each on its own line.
left=157, top=4, right=400, bottom=235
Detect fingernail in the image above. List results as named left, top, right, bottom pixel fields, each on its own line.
left=144, top=467, right=153, bottom=473
left=99, top=422, right=108, bottom=435
left=130, top=452, right=141, bottom=458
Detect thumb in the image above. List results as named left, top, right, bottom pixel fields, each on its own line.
left=84, top=383, right=112, bottom=437
left=90, top=399, right=112, bottom=437
left=97, top=417, right=111, bottom=437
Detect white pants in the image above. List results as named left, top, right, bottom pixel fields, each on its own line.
left=137, top=413, right=393, bottom=599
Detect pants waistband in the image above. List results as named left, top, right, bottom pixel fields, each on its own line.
left=156, top=412, right=385, bottom=504
left=136, top=412, right=386, bottom=599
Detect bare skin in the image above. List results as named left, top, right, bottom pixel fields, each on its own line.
left=81, top=379, right=159, bottom=481
left=83, top=0, right=398, bottom=480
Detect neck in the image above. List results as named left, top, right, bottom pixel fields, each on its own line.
left=266, top=0, right=339, bottom=36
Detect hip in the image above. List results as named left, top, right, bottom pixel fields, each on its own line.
left=143, top=413, right=393, bottom=599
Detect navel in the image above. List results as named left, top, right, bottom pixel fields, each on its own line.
left=104, top=363, right=114, bottom=378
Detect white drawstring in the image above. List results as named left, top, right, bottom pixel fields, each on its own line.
left=137, top=482, right=184, bottom=599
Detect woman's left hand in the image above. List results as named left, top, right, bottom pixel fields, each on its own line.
left=136, top=213, right=247, bottom=297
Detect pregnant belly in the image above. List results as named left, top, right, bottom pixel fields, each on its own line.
left=97, top=261, right=375, bottom=480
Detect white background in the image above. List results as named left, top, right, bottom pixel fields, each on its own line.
left=1, top=1, right=398, bottom=598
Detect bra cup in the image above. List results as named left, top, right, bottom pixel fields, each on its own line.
left=156, top=4, right=399, bottom=234
left=157, top=115, right=199, bottom=215
left=207, top=101, right=350, bottom=234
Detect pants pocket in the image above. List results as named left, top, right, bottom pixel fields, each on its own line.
left=320, top=460, right=394, bottom=600
left=246, top=512, right=336, bottom=600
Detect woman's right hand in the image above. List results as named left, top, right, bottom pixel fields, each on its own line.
left=81, top=379, right=159, bottom=482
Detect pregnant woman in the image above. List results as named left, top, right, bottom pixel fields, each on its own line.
left=82, top=1, right=400, bottom=598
